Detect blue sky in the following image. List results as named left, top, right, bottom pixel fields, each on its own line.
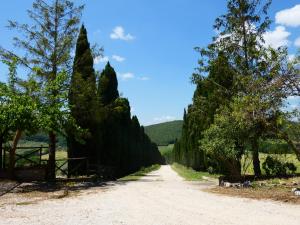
left=0, top=0, right=300, bottom=125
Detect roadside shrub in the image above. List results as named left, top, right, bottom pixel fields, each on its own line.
left=285, top=162, right=297, bottom=174
left=262, top=156, right=297, bottom=176
left=207, top=166, right=214, bottom=174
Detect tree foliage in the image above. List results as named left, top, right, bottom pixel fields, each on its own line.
left=67, top=27, right=163, bottom=177
left=174, top=0, right=300, bottom=177
left=0, top=0, right=84, bottom=179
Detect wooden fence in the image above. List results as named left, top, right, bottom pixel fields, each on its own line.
left=0, top=146, right=88, bottom=180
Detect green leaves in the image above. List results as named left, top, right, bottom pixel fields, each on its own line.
left=0, top=62, right=39, bottom=140
left=38, top=70, right=70, bottom=134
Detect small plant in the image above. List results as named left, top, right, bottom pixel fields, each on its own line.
left=207, top=166, right=214, bottom=174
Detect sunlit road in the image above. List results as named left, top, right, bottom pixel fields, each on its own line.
left=1, top=165, right=300, bottom=225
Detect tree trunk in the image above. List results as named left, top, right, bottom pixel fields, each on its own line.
left=48, top=131, right=56, bottom=180
left=9, top=129, right=22, bottom=178
left=252, top=138, right=261, bottom=177
left=0, top=135, right=3, bottom=169
left=47, top=1, right=58, bottom=181
left=280, top=131, right=300, bottom=161
left=224, top=158, right=241, bottom=179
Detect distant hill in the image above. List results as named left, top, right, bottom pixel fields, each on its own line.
left=145, top=120, right=183, bottom=146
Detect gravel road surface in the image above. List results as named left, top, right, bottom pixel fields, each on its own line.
left=1, top=165, right=300, bottom=225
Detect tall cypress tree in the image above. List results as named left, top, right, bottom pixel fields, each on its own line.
left=98, top=62, right=119, bottom=105
left=95, top=62, right=163, bottom=177
left=70, top=25, right=96, bottom=111
left=174, top=52, right=236, bottom=171
left=68, top=24, right=97, bottom=175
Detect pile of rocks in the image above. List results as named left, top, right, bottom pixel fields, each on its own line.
left=220, top=180, right=252, bottom=188
left=292, top=188, right=300, bottom=196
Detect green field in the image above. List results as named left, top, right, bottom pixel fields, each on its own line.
left=242, top=153, right=300, bottom=175
left=159, top=144, right=300, bottom=176
left=159, top=145, right=174, bottom=164
left=171, top=163, right=219, bottom=181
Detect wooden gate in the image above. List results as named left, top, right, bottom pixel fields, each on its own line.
left=1, top=146, right=49, bottom=180
left=55, top=157, right=88, bottom=178
left=0, top=146, right=89, bottom=180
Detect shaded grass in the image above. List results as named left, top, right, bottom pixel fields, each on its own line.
left=171, top=163, right=219, bottom=181
left=41, top=150, right=67, bottom=161
left=158, top=145, right=174, bottom=155
left=159, top=145, right=174, bottom=164
left=16, top=201, right=36, bottom=206
left=118, top=164, right=161, bottom=181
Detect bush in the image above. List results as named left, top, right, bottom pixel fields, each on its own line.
left=285, top=162, right=297, bottom=174
left=207, top=166, right=215, bottom=174
left=262, top=156, right=297, bottom=176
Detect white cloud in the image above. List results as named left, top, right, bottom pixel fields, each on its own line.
left=295, top=37, right=300, bottom=47
left=276, top=4, right=300, bottom=27
left=94, top=56, right=109, bottom=64
left=112, top=55, right=125, bottom=62
left=116, top=72, right=151, bottom=81
left=118, top=72, right=135, bottom=80
left=288, top=54, right=296, bottom=62
left=110, top=26, right=135, bottom=41
left=138, top=76, right=150, bottom=81
left=214, top=33, right=232, bottom=43
left=263, top=26, right=290, bottom=49
left=153, top=116, right=176, bottom=123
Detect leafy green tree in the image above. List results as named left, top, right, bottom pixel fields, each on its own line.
left=176, top=0, right=300, bottom=177
left=212, top=0, right=271, bottom=78
left=0, top=60, right=39, bottom=176
left=174, top=52, right=236, bottom=170
left=0, top=0, right=83, bottom=179
left=201, top=106, right=245, bottom=176
left=206, top=0, right=274, bottom=176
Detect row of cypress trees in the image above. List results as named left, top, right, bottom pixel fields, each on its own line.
left=67, top=25, right=163, bottom=177
left=173, top=53, right=235, bottom=171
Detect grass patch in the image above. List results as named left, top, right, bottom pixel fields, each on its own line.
left=41, top=150, right=67, bottom=161
left=159, top=145, right=174, bottom=164
left=16, top=201, right=36, bottom=206
left=171, top=163, right=219, bottom=181
left=118, top=164, right=161, bottom=181
left=158, top=144, right=174, bottom=155
left=241, top=153, right=300, bottom=175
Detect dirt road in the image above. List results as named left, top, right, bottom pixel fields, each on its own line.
left=1, top=165, right=300, bottom=225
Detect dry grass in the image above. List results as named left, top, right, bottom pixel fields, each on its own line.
left=207, top=177, right=300, bottom=204
left=0, top=178, right=112, bottom=207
